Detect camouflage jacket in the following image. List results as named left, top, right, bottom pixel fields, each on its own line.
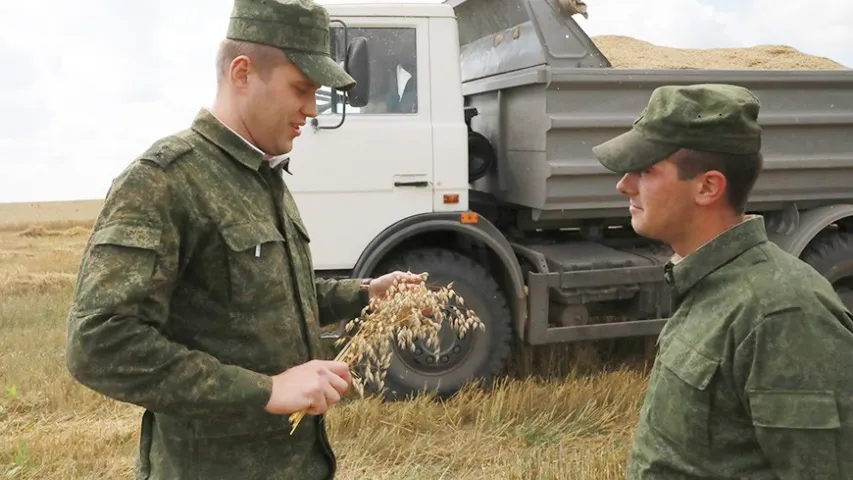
left=627, top=216, right=853, bottom=480
left=65, top=108, right=370, bottom=480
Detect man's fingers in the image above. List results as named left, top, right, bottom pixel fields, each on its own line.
left=307, top=392, right=327, bottom=415
left=326, top=369, right=350, bottom=395
left=322, top=380, right=341, bottom=406
left=306, top=382, right=338, bottom=415
left=402, top=272, right=423, bottom=283
left=325, top=361, right=352, bottom=386
left=390, top=271, right=423, bottom=284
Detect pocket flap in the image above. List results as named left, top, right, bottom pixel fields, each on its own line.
left=90, top=223, right=161, bottom=250
left=220, top=222, right=284, bottom=252
left=291, top=218, right=310, bottom=242
left=749, top=390, right=840, bottom=429
left=658, top=336, right=719, bottom=390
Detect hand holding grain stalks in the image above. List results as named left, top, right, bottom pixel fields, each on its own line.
left=264, top=359, right=352, bottom=417
left=289, top=272, right=486, bottom=434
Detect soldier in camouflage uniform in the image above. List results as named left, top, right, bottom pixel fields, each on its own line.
left=65, top=0, right=422, bottom=478
left=593, top=84, right=853, bottom=479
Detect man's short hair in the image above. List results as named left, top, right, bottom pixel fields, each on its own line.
left=215, top=38, right=289, bottom=85
left=672, top=148, right=764, bottom=214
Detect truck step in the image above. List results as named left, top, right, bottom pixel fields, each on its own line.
left=525, top=270, right=668, bottom=344
left=528, top=240, right=660, bottom=270
left=511, top=240, right=673, bottom=343
left=514, top=240, right=669, bottom=303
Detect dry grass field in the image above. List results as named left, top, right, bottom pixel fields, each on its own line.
left=0, top=201, right=104, bottom=233
left=0, top=205, right=655, bottom=479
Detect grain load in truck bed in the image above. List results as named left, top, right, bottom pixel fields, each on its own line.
left=591, top=35, right=849, bottom=70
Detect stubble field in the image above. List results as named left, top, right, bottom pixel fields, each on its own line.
left=0, top=201, right=655, bottom=479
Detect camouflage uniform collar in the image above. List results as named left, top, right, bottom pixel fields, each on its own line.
left=191, top=108, right=291, bottom=173
left=664, top=215, right=768, bottom=299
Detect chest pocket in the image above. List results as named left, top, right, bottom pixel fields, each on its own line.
left=220, top=221, right=289, bottom=308
left=290, top=218, right=313, bottom=268
left=647, top=335, right=720, bottom=448
left=748, top=389, right=841, bottom=476
left=282, top=186, right=316, bottom=289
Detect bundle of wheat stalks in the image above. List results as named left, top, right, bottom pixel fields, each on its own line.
left=289, top=272, right=486, bottom=434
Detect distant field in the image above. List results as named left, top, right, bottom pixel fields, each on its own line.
left=0, top=200, right=102, bottom=231
left=0, top=202, right=654, bottom=479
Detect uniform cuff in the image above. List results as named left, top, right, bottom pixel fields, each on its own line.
left=359, top=278, right=372, bottom=307
left=224, top=366, right=274, bottom=413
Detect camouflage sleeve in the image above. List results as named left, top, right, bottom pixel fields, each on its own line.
left=314, top=277, right=369, bottom=327
left=66, top=160, right=273, bottom=419
left=734, top=307, right=848, bottom=479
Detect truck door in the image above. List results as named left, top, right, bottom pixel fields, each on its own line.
left=284, top=18, right=434, bottom=272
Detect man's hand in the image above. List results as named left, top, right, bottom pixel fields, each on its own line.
left=264, top=360, right=352, bottom=416
left=368, top=271, right=424, bottom=301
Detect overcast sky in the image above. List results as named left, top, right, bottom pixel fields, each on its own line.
left=1, top=0, right=851, bottom=203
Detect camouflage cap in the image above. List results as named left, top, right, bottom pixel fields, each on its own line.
left=226, top=0, right=355, bottom=90
left=592, top=84, right=762, bottom=173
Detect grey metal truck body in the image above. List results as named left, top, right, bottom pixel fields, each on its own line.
left=459, top=0, right=853, bottom=224
left=444, top=0, right=853, bottom=346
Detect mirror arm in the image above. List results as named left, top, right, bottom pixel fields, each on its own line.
left=312, top=95, right=346, bottom=130
left=313, top=19, right=349, bottom=131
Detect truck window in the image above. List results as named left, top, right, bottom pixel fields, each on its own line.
left=316, top=27, right=418, bottom=116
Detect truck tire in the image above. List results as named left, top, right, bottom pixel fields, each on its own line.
left=372, top=247, right=512, bottom=400
left=800, top=230, right=853, bottom=310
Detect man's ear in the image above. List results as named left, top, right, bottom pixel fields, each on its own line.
left=695, top=170, right=727, bottom=207
left=229, top=55, right=252, bottom=90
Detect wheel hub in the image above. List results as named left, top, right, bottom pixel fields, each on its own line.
left=393, top=305, right=475, bottom=374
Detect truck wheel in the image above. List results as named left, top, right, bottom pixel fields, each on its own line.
left=372, top=247, right=512, bottom=400
left=800, top=230, right=853, bottom=310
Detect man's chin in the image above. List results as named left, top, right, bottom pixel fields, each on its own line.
left=274, top=141, right=293, bottom=155
left=630, top=217, right=648, bottom=236
left=630, top=220, right=666, bottom=244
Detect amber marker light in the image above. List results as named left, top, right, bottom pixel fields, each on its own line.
left=443, top=194, right=460, bottom=204
left=460, top=212, right=478, bottom=224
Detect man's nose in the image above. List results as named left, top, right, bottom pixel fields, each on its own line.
left=303, top=97, right=319, bottom=119
left=616, top=173, right=637, bottom=196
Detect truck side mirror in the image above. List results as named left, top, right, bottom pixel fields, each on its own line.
left=345, top=37, right=370, bottom=108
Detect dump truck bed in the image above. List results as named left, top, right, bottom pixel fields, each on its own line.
left=456, top=0, right=853, bottom=224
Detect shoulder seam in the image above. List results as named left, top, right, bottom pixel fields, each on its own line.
left=138, top=134, right=194, bottom=169
left=734, top=305, right=804, bottom=355
left=731, top=262, right=799, bottom=351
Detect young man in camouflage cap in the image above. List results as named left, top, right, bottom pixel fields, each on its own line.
left=65, top=0, right=421, bottom=479
left=593, top=84, right=853, bottom=479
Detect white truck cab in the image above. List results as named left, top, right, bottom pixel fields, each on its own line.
left=287, top=2, right=470, bottom=272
